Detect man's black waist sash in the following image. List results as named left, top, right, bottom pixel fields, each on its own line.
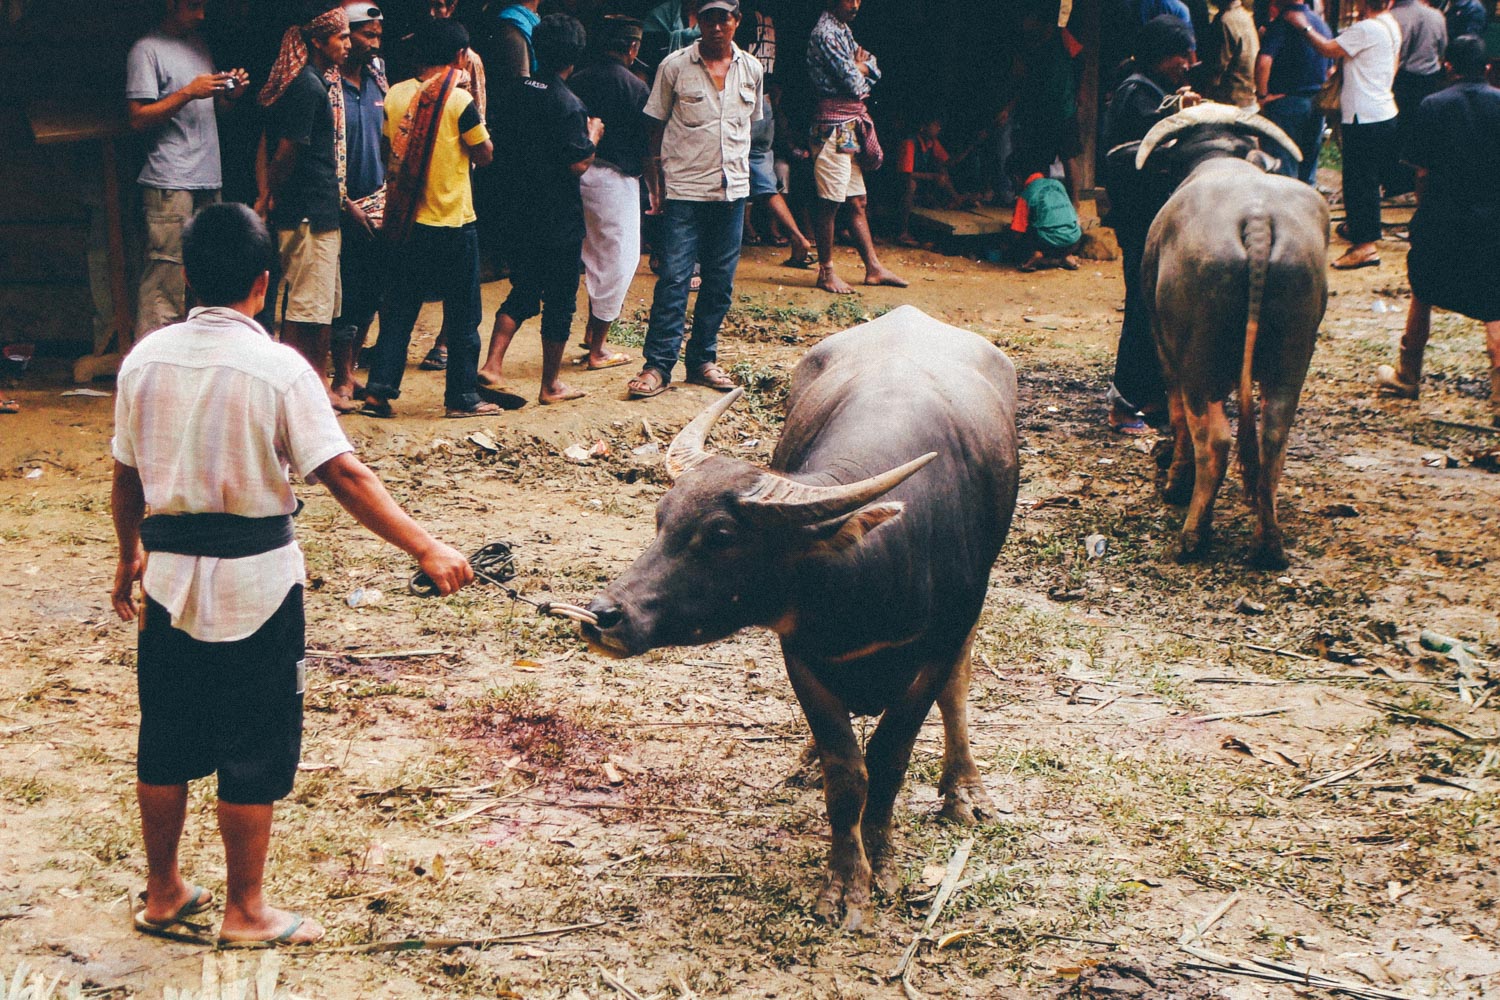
left=139, top=513, right=295, bottom=559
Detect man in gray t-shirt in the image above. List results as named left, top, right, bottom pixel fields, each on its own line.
left=125, top=0, right=248, bottom=338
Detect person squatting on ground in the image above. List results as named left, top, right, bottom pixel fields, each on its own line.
left=1256, top=0, right=1334, bottom=185
left=1101, top=14, right=1200, bottom=435
left=569, top=16, right=651, bottom=372
left=1007, top=153, right=1083, bottom=272
left=126, top=0, right=250, bottom=339
left=805, top=0, right=906, bottom=295
left=362, top=18, right=500, bottom=419
left=259, top=2, right=352, bottom=412
left=627, top=0, right=763, bottom=400
left=1375, top=34, right=1500, bottom=425
left=111, top=203, right=473, bottom=949
left=329, top=2, right=388, bottom=411
left=894, top=116, right=969, bottom=248
left=479, top=14, right=604, bottom=406
left=1291, top=0, right=1402, bottom=270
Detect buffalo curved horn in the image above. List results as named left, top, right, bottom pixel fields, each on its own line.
left=737, top=452, right=939, bottom=527
left=665, top=387, right=745, bottom=480
left=1135, top=102, right=1303, bottom=170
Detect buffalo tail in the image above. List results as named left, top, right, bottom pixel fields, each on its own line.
left=1238, top=208, right=1272, bottom=492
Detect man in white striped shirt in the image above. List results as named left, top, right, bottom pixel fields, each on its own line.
left=111, top=203, right=472, bottom=947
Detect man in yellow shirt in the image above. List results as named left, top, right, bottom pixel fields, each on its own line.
left=361, top=19, right=501, bottom=418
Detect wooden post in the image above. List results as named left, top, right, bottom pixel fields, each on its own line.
left=1070, top=0, right=1102, bottom=196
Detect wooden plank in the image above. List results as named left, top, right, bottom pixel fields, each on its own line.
left=909, top=205, right=1015, bottom=238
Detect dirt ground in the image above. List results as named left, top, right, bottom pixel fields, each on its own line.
left=1, top=217, right=1498, bottom=1000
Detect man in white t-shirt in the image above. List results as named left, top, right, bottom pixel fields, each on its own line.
left=1290, top=0, right=1401, bottom=268
left=125, top=0, right=249, bottom=338
left=111, top=203, right=473, bottom=947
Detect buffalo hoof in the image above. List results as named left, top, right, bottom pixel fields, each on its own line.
left=939, top=780, right=997, bottom=826
left=814, top=863, right=872, bottom=931
left=1162, top=476, right=1193, bottom=506
left=1249, top=543, right=1289, bottom=571
left=1174, top=530, right=1210, bottom=563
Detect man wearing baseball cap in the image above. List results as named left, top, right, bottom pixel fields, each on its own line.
left=628, top=0, right=764, bottom=399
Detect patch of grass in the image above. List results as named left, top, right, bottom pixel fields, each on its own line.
left=0, top=775, right=49, bottom=806
left=726, top=361, right=791, bottom=422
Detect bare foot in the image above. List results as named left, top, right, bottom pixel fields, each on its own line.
left=327, top=390, right=361, bottom=414
left=140, top=882, right=213, bottom=925
left=816, top=267, right=856, bottom=295
left=1060, top=254, right=1080, bottom=270
left=217, top=905, right=324, bottom=946
left=864, top=267, right=909, bottom=288
left=1018, top=251, right=1044, bottom=273
left=539, top=382, right=587, bottom=405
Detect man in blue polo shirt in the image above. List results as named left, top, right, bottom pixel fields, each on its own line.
left=1256, top=2, right=1333, bottom=186
left=331, top=2, right=388, bottom=410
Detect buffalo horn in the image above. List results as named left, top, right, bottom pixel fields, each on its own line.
left=737, top=452, right=938, bottom=527
left=1134, top=102, right=1302, bottom=170
left=665, top=387, right=745, bottom=479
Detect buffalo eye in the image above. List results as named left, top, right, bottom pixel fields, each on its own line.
left=703, top=524, right=739, bottom=549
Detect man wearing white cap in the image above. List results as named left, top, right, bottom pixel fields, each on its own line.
left=329, top=2, right=389, bottom=408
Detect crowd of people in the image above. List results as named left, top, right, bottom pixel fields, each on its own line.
left=126, top=0, right=926, bottom=416
left=1100, top=0, right=1500, bottom=435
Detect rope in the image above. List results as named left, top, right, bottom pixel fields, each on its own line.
left=409, top=541, right=599, bottom=625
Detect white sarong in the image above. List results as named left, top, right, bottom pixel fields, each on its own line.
left=580, top=163, right=642, bottom=324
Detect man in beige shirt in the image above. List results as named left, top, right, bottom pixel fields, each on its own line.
left=1206, top=0, right=1261, bottom=108
left=627, top=0, right=763, bottom=399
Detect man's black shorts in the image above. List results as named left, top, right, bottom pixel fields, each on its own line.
left=136, top=586, right=305, bottom=804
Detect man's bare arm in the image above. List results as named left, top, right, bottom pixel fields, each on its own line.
left=127, top=73, right=228, bottom=131
left=314, top=452, right=473, bottom=595
left=110, top=461, right=147, bottom=621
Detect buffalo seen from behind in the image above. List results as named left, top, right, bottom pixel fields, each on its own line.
left=583, top=306, right=1019, bottom=929
left=1136, top=103, right=1330, bottom=568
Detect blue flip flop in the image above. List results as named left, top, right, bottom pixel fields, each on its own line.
left=216, top=914, right=324, bottom=950
left=133, top=886, right=214, bottom=942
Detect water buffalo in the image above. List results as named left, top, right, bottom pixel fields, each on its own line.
left=584, top=305, right=1019, bottom=928
left=1136, top=103, right=1329, bottom=568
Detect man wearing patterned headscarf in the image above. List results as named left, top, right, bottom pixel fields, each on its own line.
left=260, top=2, right=353, bottom=412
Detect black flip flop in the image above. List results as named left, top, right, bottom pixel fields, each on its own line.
left=476, top=384, right=528, bottom=410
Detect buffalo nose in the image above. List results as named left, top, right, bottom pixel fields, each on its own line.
left=588, top=600, right=623, bottom=630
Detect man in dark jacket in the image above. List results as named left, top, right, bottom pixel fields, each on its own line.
left=1101, top=14, right=1199, bottom=434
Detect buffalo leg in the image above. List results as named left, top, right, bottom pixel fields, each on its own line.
left=1177, top=397, right=1231, bottom=561
left=1163, top=387, right=1194, bottom=505
left=1249, top=388, right=1298, bottom=569
left=784, top=654, right=872, bottom=930
left=860, top=667, right=947, bottom=877
left=936, top=638, right=995, bottom=825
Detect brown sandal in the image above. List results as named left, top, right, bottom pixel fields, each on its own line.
left=627, top=367, right=669, bottom=399
left=687, top=363, right=737, bottom=391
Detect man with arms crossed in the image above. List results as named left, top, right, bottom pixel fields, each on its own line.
left=113, top=203, right=472, bottom=947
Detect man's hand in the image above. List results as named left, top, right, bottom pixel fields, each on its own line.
left=416, top=542, right=474, bottom=596
left=586, top=116, right=605, bottom=146
left=221, top=68, right=251, bottom=99
left=1283, top=9, right=1310, bottom=30
left=253, top=193, right=272, bottom=220
left=185, top=72, right=235, bottom=100
left=346, top=199, right=377, bottom=239
left=1180, top=90, right=1205, bottom=109
left=855, top=45, right=872, bottom=77
left=113, top=547, right=145, bottom=622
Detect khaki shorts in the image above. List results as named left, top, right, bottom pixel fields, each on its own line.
left=814, top=142, right=866, bottom=203
left=277, top=222, right=342, bottom=325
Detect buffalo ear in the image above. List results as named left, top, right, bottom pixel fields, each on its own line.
left=798, top=502, right=905, bottom=558
left=1245, top=148, right=1280, bottom=173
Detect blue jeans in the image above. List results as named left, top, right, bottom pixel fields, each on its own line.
left=1260, top=95, right=1324, bottom=187
left=367, top=223, right=482, bottom=411
left=643, top=198, right=746, bottom=382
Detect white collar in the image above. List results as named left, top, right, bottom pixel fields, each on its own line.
left=187, top=306, right=271, bottom=339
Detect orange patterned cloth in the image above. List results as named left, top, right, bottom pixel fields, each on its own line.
left=258, top=7, right=350, bottom=108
